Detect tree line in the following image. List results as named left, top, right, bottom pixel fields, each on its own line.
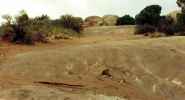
left=0, top=0, right=184, bottom=44
left=135, top=1, right=185, bottom=36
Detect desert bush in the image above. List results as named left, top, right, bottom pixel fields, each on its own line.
left=1, top=24, right=15, bottom=41
left=32, top=32, right=47, bottom=43
left=173, top=13, right=185, bottom=35
left=11, top=25, right=32, bottom=44
left=157, top=16, right=176, bottom=35
left=174, top=1, right=185, bottom=35
left=16, top=10, right=30, bottom=26
left=116, top=15, right=135, bottom=25
left=1, top=11, right=48, bottom=44
left=60, top=15, right=83, bottom=33
left=29, top=15, right=50, bottom=38
left=2, top=14, right=12, bottom=25
left=0, top=11, right=34, bottom=44
left=158, top=13, right=185, bottom=36
left=11, top=11, right=38, bottom=44
left=135, top=24, right=156, bottom=35
left=161, top=25, right=177, bottom=36
left=176, top=13, right=185, bottom=26
left=49, top=26, right=79, bottom=36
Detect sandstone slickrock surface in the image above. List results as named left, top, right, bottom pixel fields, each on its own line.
left=1, top=36, right=185, bottom=100
left=84, top=16, right=103, bottom=27
left=83, top=15, right=119, bottom=27
left=102, top=15, right=119, bottom=26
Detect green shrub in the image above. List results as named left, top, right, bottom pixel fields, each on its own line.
left=175, top=0, right=185, bottom=35
left=1, top=11, right=48, bottom=44
left=157, top=13, right=185, bottom=36
left=135, top=24, right=156, bottom=35
left=60, top=15, right=83, bottom=33
left=1, top=24, right=15, bottom=41
left=49, top=26, right=79, bottom=36
left=157, top=16, right=175, bottom=35
left=177, top=13, right=185, bottom=26
left=116, top=15, right=135, bottom=25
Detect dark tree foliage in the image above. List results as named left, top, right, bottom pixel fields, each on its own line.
left=116, top=15, right=135, bottom=25
left=177, top=13, right=185, bottom=26
left=135, top=24, right=156, bottom=34
left=135, top=5, right=163, bottom=35
left=174, top=13, right=185, bottom=35
left=12, top=11, right=32, bottom=44
left=135, top=5, right=162, bottom=26
left=157, top=16, right=176, bottom=35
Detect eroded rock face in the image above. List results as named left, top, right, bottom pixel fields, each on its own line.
left=83, top=15, right=119, bottom=27
left=102, top=15, right=119, bottom=26
left=83, top=16, right=103, bottom=27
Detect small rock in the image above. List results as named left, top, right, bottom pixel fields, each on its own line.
left=64, top=97, right=71, bottom=100
left=101, top=69, right=112, bottom=77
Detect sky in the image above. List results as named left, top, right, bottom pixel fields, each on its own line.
left=0, top=0, right=179, bottom=22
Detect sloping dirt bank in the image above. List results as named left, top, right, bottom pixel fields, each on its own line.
left=0, top=36, right=185, bottom=100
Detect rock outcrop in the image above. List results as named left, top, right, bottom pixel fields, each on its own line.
left=83, top=15, right=119, bottom=27
left=83, top=16, right=103, bottom=27
left=102, top=15, right=119, bottom=26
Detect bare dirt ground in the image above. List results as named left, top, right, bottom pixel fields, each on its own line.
left=0, top=26, right=185, bottom=100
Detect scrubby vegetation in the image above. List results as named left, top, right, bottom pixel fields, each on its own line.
left=60, top=15, right=83, bottom=33
left=1, top=1, right=185, bottom=45
left=0, top=11, right=83, bottom=44
left=116, top=15, right=135, bottom=25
